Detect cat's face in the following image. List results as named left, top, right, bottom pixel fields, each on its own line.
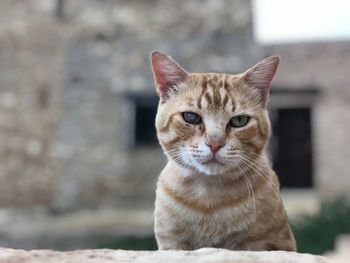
left=151, top=52, right=279, bottom=176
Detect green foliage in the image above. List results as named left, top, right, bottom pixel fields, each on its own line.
left=97, top=235, right=158, bottom=250
left=291, top=198, right=350, bottom=254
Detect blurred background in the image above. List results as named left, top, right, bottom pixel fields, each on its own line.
left=0, top=0, right=350, bottom=255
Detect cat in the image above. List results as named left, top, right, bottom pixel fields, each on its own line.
left=150, top=51, right=296, bottom=251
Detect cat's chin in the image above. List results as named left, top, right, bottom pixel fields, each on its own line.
left=169, top=160, right=231, bottom=177
left=194, top=161, right=231, bottom=176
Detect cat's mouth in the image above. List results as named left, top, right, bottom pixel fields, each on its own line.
left=201, top=156, right=224, bottom=166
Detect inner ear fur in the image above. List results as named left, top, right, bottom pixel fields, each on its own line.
left=150, top=51, right=188, bottom=101
left=243, top=56, right=280, bottom=107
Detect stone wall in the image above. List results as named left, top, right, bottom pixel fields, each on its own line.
left=0, top=248, right=330, bottom=263
left=0, top=0, right=65, bottom=207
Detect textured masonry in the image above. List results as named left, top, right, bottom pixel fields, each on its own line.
left=0, top=248, right=330, bottom=263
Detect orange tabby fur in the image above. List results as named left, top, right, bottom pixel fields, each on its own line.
left=151, top=51, right=296, bottom=251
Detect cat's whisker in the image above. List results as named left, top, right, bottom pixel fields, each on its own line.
left=242, top=152, right=269, bottom=165
left=167, top=147, right=186, bottom=154
left=239, top=154, right=275, bottom=182
left=169, top=152, right=189, bottom=168
left=171, top=147, right=199, bottom=171
left=239, top=159, right=272, bottom=188
left=243, top=150, right=265, bottom=158
left=230, top=150, right=265, bottom=161
left=237, top=156, right=276, bottom=189
left=236, top=157, right=264, bottom=181
left=232, top=159, right=256, bottom=220
left=242, top=173, right=256, bottom=221
left=239, top=155, right=266, bottom=174
left=171, top=155, right=186, bottom=165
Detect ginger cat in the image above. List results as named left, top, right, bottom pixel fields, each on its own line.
left=151, top=51, right=296, bottom=251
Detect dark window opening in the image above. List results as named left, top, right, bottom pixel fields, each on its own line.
left=271, top=108, right=313, bottom=188
left=131, top=95, right=158, bottom=146
left=135, top=104, right=158, bottom=145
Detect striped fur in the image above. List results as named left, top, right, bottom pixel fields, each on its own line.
left=151, top=52, right=296, bottom=251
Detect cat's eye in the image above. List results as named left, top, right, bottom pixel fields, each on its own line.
left=182, top=112, right=202, bottom=125
left=229, top=115, right=250, bottom=128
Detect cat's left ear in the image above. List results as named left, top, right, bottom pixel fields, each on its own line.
left=243, top=56, right=280, bottom=107
left=150, top=51, right=188, bottom=101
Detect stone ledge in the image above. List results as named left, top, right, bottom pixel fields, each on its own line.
left=0, top=248, right=330, bottom=263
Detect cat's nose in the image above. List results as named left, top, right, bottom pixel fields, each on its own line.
left=205, top=140, right=225, bottom=154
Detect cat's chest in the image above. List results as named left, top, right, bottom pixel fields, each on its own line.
left=183, top=201, right=255, bottom=233
left=180, top=180, right=255, bottom=217
left=174, top=186, right=256, bottom=241
left=180, top=204, right=255, bottom=248
left=158, top=174, right=258, bottom=237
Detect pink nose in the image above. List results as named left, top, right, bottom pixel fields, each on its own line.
left=205, top=141, right=225, bottom=154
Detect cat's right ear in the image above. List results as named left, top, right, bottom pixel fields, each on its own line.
left=242, top=56, right=280, bottom=108
left=150, top=51, right=188, bottom=101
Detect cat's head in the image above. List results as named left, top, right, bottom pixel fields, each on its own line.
left=151, top=51, right=279, bottom=176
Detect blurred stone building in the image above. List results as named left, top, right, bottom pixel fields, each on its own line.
left=0, top=0, right=350, bottom=249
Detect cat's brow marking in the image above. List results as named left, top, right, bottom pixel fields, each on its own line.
left=197, top=75, right=208, bottom=109
left=198, top=74, right=237, bottom=112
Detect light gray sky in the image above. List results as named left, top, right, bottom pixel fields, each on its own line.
left=253, top=0, right=350, bottom=44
